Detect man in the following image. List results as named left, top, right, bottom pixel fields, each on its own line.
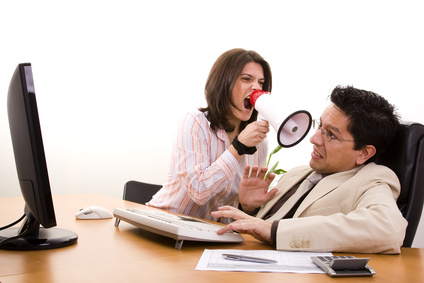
left=212, top=85, right=408, bottom=254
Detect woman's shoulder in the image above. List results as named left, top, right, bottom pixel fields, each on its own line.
left=179, top=110, right=211, bottom=131
left=181, top=110, right=208, bottom=122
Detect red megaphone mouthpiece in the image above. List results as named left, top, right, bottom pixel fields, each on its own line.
left=250, top=90, right=271, bottom=108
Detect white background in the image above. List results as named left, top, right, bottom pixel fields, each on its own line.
left=1, top=0, right=423, bottom=247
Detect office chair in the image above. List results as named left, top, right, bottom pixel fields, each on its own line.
left=375, top=121, right=424, bottom=247
left=123, top=180, right=162, bottom=204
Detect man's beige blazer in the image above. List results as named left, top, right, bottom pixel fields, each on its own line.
left=256, top=163, right=408, bottom=254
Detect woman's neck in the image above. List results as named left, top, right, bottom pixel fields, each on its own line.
left=226, top=123, right=240, bottom=143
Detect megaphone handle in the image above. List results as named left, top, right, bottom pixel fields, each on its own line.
left=258, top=113, right=267, bottom=122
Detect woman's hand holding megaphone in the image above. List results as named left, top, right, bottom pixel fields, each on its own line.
left=237, top=120, right=270, bottom=148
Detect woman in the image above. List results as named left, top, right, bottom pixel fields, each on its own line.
left=147, top=48, right=272, bottom=222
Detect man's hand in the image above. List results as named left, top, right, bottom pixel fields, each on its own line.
left=239, top=165, right=278, bottom=213
left=211, top=206, right=273, bottom=243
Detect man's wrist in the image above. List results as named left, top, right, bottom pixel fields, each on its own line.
left=239, top=203, right=260, bottom=216
left=271, top=220, right=279, bottom=246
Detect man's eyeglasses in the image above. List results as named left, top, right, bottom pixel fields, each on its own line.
left=312, top=120, right=355, bottom=143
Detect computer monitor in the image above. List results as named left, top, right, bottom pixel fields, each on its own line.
left=0, top=63, right=78, bottom=250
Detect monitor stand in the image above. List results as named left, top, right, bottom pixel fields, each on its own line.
left=0, top=215, right=78, bottom=251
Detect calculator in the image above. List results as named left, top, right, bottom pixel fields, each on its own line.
left=311, top=256, right=376, bottom=277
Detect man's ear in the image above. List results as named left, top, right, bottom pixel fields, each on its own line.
left=356, top=145, right=376, bottom=165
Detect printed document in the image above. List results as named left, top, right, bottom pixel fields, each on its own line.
left=196, top=249, right=332, bottom=273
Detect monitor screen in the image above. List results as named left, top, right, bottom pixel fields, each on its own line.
left=0, top=63, right=78, bottom=250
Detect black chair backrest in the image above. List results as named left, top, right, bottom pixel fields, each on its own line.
left=123, top=180, right=162, bottom=205
left=375, top=122, right=424, bottom=247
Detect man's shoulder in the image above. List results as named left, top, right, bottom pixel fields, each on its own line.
left=287, top=165, right=313, bottom=174
left=358, top=162, right=398, bottom=178
left=282, top=165, right=313, bottom=181
left=284, top=163, right=397, bottom=181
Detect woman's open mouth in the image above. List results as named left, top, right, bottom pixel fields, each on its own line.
left=244, top=96, right=252, bottom=110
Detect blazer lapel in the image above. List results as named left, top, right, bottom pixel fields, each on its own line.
left=293, top=166, right=362, bottom=218
left=256, top=167, right=312, bottom=221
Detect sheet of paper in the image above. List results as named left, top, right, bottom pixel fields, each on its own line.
left=195, top=249, right=332, bottom=273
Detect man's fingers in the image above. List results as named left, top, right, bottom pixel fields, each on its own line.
left=265, top=172, right=276, bottom=185
left=250, top=166, right=259, bottom=177
left=266, top=188, right=278, bottom=200
left=242, top=165, right=252, bottom=179
left=256, top=166, right=268, bottom=179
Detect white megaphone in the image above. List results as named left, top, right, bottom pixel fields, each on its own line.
left=250, top=90, right=312, bottom=148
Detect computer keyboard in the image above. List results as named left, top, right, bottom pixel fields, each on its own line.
left=113, top=208, right=244, bottom=249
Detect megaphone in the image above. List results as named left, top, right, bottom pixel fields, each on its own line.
left=250, top=90, right=312, bottom=148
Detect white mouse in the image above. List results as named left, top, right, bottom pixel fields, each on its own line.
left=75, top=206, right=113, bottom=219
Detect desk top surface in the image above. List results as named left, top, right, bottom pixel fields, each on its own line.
left=0, top=194, right=423, bottom=283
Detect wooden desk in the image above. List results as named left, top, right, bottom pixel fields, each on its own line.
left=0, top=194, right=423, bottom=283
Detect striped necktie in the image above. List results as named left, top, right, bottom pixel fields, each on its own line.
left=272, top=172, right=323, bottom=219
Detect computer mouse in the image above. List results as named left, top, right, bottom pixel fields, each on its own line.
left=75, top=206, right=113, bottom=220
